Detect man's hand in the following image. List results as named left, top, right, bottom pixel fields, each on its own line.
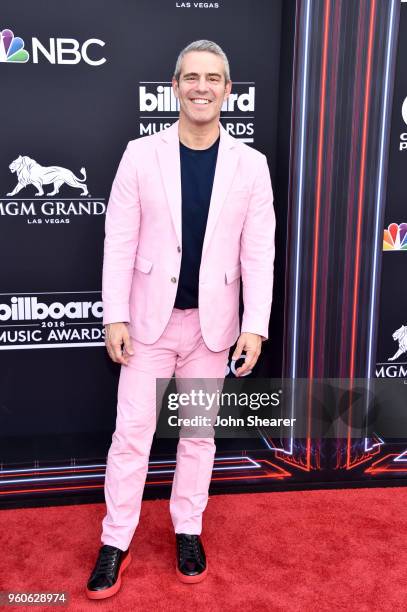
left=232, top=332, right=262, bottom=377
left=104, top=322, right=134, bottom=365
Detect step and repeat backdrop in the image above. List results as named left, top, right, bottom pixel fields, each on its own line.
left=1, top=0, right=406, bottom=508
left=0, top=0, right=290, bottom=506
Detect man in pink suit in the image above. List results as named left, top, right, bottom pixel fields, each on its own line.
left=86, top=39, right=275, bottom=599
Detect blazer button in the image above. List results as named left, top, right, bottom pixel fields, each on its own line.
left=171, top=277, right=177, bottom=283
left=177, top=246, right=181, bottom=252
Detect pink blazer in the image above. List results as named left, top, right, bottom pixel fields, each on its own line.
left=102, top=120, right=276, bottom=352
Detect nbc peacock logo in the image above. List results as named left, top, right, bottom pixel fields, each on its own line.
left=383, top=223, right=407, bottom=251
left=0, top=28, right=29, bottom=63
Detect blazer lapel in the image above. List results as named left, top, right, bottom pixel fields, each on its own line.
left=201, top=123, right=239, bottom=258
left=156, top=120, right=182, bottom=246
left=156, top=120, right=239, bottom=255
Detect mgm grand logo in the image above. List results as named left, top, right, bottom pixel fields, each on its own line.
left=376, top=324, right=407, bottom=377
left=0, top=292, right=105, bottom=349
left=2, top=155, right=106, bottom=223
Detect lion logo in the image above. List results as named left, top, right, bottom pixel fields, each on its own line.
left=388, top=325, right=407, bottom=361
left=7, top=155, right=89, bottom=197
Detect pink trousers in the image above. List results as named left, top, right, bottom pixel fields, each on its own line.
left=101, top=307, right=230, bottom=551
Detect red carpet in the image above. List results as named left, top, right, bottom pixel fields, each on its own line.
left=1, top=487, right=407, bottom=611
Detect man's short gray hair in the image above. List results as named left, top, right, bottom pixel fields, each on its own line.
left=174, top=40, right=231, bottom=83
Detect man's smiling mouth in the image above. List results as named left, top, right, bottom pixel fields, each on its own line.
left=190, top=98, right=211, bottom=104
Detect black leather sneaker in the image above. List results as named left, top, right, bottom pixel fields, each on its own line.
left=175, top=533, right=208, bottom=583
left=86, top=544, right=132, bottom=599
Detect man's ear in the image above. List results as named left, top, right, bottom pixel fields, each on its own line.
left=172, top=76, right=179, bottom=99
left=224, top=79, right=232, bottom=100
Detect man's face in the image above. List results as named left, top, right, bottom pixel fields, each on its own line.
left=172, top=50, right=232, bottom=126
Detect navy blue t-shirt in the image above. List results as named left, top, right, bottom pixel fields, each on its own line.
left=174, top=136, right=220, bottom=309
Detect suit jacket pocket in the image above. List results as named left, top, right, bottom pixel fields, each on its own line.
left=225, top=263, right=241, bottom=284
left=134, top=253, right=153, bottom=274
